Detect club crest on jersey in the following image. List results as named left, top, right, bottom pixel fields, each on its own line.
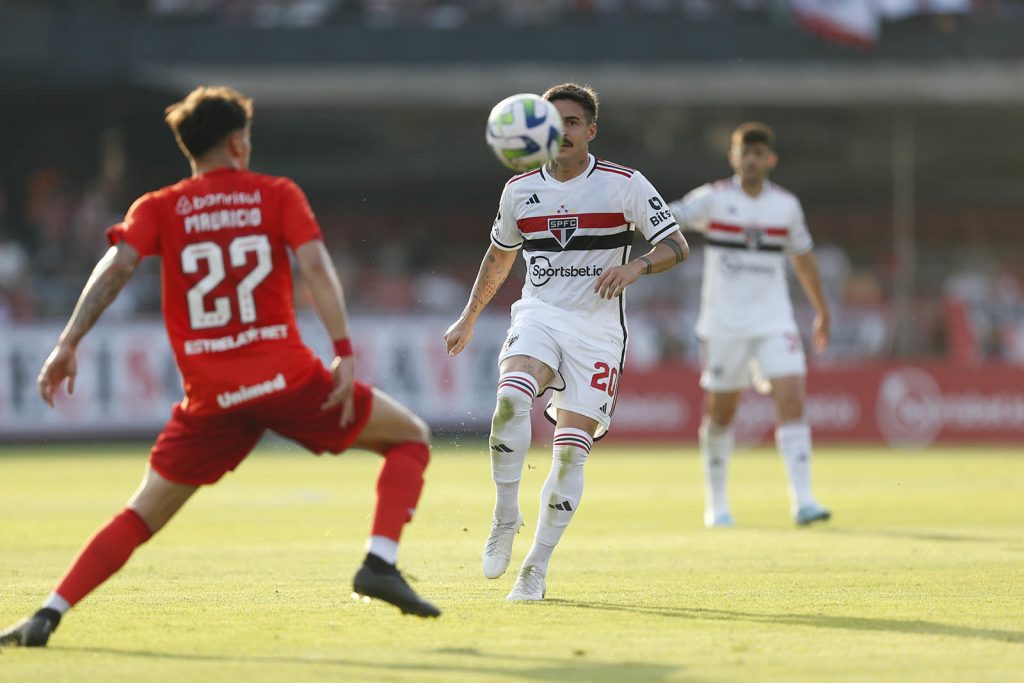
left=547, top=216, right=579, bottom=247
left=745, top=228, right=764, bottom=250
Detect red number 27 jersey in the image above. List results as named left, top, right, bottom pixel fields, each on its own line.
left=108, top=168, right=324, bottom=415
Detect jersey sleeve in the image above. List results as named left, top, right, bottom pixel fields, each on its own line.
left=279, top=178, right=323, bottom=250
left=108, top=193, right=160, bottom=256
left=489, top=184, right=523, bottom=251
left=624, top=171, right=679, bottom=244
left=668, top=184, right=714, bottom=234
left=785, top=197, right=814, bottom=255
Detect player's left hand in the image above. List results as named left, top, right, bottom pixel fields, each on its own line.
left=321, top=355, right=357, bottom=427
left=594, top=261, right=644, bottom=300
left=38, top=343, right=78, bottom=408
left=812, top=313, right=830, bottom=354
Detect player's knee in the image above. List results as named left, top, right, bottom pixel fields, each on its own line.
left=407, top=413, right=431, bottom=445
left=493, top=388, right=532, bottom=424
left=553, top=444, right=588, bottom=470
left=707, top=407, right=736, bottom=429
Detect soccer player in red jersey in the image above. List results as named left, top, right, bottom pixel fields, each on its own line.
left=0, top=87, right=439, bottom=647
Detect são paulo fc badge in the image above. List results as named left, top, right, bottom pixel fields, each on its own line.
left=548, top=216, right=578, bottom=247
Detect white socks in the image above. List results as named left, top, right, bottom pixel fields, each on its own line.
left=522, top=428, right=592, bottom=574
left=366, top=535, right=399, bottom=565
left=490, top=372, right=539, bottom=523
left=776, top=421, right=816, bottom=511
left=699, top=418, right=734, bottom=522
left=42, top=592, right=71, bottom=615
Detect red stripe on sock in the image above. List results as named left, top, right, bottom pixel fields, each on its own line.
left=54, top=508, right=153, bottom=607
left=371, top=441, right=429, bottom=542
left=498, top=381, right=535, bottom=399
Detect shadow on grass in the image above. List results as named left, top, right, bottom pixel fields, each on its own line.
left=824, top=527, right=1024, bottom=546
left=545, top=600, right=1024, bottom=645
left=54, top=645, right=688, bottom=683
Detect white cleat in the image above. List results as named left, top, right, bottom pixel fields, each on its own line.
left=704, top=510, right=735, bottom=528
left=482, top=515, right=523, bottom=579
left=506, top=565, right=546, bottom=601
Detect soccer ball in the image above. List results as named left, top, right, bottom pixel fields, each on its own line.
left=485, top=93, right=564, bottom=172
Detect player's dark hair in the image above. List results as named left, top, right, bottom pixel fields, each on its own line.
left=164, top=86, right=253, bottom=160
left=543, top=83, right=599, bottom=124
left=732, top=121, right=775, bottom=150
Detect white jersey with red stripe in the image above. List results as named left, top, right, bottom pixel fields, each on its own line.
left=490, top=154, right=678, bottom=346
left=669, top=176, right=813, bottom=339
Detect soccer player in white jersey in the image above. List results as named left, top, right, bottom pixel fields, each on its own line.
left=444, top=83, right=689, bottom=601
left=669, top=122, right=832, bottom=528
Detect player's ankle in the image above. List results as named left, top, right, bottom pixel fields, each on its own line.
left=364, top=553, right=399, bottom=575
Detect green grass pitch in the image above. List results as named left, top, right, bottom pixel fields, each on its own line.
left=1, top=442, right=1021, bottom=682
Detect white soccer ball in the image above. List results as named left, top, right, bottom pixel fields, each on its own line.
left=485, top=93, right=564, bottom=172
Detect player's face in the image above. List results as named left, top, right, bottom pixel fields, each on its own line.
left=729, top=141, right=777, bottom=181
left=552, top=99, right=596, bottom=164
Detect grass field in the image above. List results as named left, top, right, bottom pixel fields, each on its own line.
left=0, top=442, right=1021, bottom=683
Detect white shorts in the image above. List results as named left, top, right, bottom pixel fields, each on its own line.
left=700, top=332, right=806, bottom=393
left=498, top=318, right=623, bottom=439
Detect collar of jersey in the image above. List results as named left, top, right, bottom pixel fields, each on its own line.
left=541, top=154, right=595, bottom=186
left=732, top=174, right=772, bottom=198
left=197, top=166, right=242, bottom=178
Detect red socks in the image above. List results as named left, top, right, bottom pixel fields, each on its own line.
left=49, top=446, right=427, bottom=607
left=371, top=441, right=430, bottom=541
left=54, top=508, right=153, bottom=607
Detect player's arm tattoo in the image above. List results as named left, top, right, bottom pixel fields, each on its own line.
left=60, top=245, right=139, bottom=347
left=465, top=246, right=516, bottom=316
left=633, top=233, right=689, bottom=276
left=665, top=237, right=687, bottom=263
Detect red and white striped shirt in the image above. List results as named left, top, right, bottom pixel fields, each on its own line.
left=670, top=176, right=813, bottom=339
left=491, top=154, right=678, bottom=345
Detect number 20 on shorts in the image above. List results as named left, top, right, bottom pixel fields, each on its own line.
left=590, top=361, right=618, bottom=396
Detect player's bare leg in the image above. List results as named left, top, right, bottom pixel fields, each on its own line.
left=482, top=355, right=556, bottom=580
left=349, top=388, right=440, bottom=617
left=769, top=374, right=829, bottom=525
left=701, top=390, right=741, bottom=527
left=0, top=467, right=197, bottom=647
left=508, top=409, right=597, bottom=601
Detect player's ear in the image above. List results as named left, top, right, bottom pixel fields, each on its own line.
left=226, top=129, right=246, bottom=158
left=767, top=151, right=779, bottom=171
left=586, top=121, right=597, bottom=143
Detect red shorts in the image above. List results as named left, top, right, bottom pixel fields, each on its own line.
left=150, top=365, right=374, bottom=486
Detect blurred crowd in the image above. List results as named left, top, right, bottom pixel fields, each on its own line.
left=4, top=154, right=1024, bottom=364
left=137, top=0, right=1020, bottom=30
left=5, top=0, right=1011, bottom=28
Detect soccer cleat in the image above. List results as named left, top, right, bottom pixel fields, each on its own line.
left=506, top=565, right=546, bottom=601
left=0, top=608, right=61, bottom=648
left=704, top=511, right=735, bottom=528
left=352, top=556, right=441, bottom=618
left=795, top=504, right=832, bottom=526
left=482, top=515, right=523, bottom=579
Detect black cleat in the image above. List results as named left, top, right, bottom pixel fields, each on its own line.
left=0, top=608, right=61, bottom=648
left=352, top=555, right=441, bottom=618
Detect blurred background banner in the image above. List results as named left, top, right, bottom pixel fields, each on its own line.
left=2, top=1, right=1023, bottom=444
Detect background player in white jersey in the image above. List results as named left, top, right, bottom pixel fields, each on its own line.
left=445, top=83, right=689, bottom=601
left=669, top=122, right=831, bottom=528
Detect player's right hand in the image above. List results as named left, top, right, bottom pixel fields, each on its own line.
left=321, top=355, right=356, bottom=427
left=444, top=316, right=474, bottom=357
left=38, top=343, right=77, bottom=408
